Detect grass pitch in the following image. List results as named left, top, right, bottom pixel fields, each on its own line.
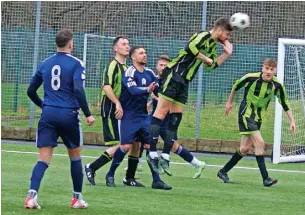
left=1, top=142, right=305, bottom=215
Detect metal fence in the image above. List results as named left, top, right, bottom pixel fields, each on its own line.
left=1, top=1, right=305, bottom=142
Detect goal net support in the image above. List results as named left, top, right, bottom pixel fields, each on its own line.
left=273, top=38, right=305, bottom=164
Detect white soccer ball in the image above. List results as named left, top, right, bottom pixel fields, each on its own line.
left=229, top=13, right=250, bottom=30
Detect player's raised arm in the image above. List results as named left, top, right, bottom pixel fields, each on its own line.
left=217, top=40, right=233, bottom=66
left=27, top=67, right=43, bottom=108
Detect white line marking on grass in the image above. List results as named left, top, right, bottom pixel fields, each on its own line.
left=2, top=149, right=305, bottom=174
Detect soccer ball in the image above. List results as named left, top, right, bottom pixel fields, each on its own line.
left=229, top=13, right=250, bottom=30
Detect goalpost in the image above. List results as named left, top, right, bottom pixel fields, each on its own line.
left=273, top=38, right=305, bottom=164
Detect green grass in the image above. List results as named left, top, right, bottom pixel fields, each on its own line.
left=2, top=142, right=305, bottom=215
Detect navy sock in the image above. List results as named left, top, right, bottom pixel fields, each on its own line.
left=107, top=147, right=127, bottom=177
left=146, top=150, right=161, bottom=182
left=70, top=157, right=83, bottom=193
left=30, top=161, right=49, bottom=192
left=174, top=145, right=193, bottom=163
left=149, top=117, right=162, bottom=152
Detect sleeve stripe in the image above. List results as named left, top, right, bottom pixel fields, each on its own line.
left=107, top=60, right=117, bottom=86
left=125, top=66, right=136, bottom=77
left=66, top=54, right=85, bottom=68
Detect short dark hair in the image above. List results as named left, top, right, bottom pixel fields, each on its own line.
left=214, top=18, right=233, bottom=31
left=112, top=35, right=128, bottom=47
left=129, top=45, right=144, bottom=58
left=263, top=58, right=277, bottom=68
left=157, top=55, right=170, bottom=62
left=55, top=29, right=73, bottom=48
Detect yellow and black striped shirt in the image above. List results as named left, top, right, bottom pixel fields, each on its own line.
left=166, top=31, right=218, bottom=81
left=233, top=72, right=290, bottom=122
left=101, top=59, right=127, bottom=117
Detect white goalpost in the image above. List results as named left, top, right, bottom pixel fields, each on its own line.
left=83, top=33, right=115, bottom=67
left=273, top=38, right=305, bottom=164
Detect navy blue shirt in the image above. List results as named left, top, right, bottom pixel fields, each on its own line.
left=27, top=52, right=91, bottom=116
left=120, top=65, right=158, bottom=118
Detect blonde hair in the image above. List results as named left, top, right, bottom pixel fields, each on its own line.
left=263, top=58, right=277, bottom=68
left=157, top=55, right=170, bottom=62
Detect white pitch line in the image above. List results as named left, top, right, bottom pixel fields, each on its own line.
left=2, top=149, right=305, bottom=174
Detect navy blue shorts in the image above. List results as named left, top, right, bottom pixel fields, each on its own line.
left=119, top=116, right=149, bottom=145
left=36, top=106, right=82, bottom=149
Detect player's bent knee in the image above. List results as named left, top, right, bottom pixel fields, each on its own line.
left=153, top=111, right=167, bottom=120
left=121, top=144, right=132, bottom=151
left=168, top=113, right=182, bottom=131
left=240, top=146, right=250, bottom=155
left=67, top=147, right=82, bottom=158
left=255, top=147, right=265, bottom=156
left=144, top=143, right=150, bottom=150
left=171, top=141, right=179, bottom=152
left=106, top=144, right=120, bottom=157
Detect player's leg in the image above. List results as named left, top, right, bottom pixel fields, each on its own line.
left=124, top=141, right=144, bottom=172
left=123, top=142, right=145, bottom=187
left=105, top=119, right=135, bottom=187
left=217, top=135, right=252, bottom=183
left=137, top=143, right=145, bottom=170
left=25, top=147, right=53, bottom=210
left=159, top=94, right=185, bottom=176
left=67, top=147, right=88, bottom=209
left=144, top=144, right=172, bottom=190
left=148, top=68, right=173, bottom=167
left=171, top=141, right=206, bottom=179
left=59, top=109, right=88, bottom=208
left=25, top=108, right=58, bottom=209
left=148, top=97, right=171, bottom=158
left=85, top=116, right=119, bottom=185
left=141, top=120, right=171, bottom=190
left=251, top=131, right=278, bottom=187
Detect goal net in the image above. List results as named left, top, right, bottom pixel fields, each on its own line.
left=82, top=34, right=115, bottom=113
left=273, top=38, right=305, bottom=164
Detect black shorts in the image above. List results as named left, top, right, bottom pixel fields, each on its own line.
left=102, top=115, right=120, bottom=145
left=159, top=68, right=189, bottom=106
left=238, top=115, right=262, bottom=135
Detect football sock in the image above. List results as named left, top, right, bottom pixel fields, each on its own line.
left=149, top=117, right=162, bottom=152
left=107, top=147, right=127, bottom=177
left=70, top=157, right=83, bottom=193
left=89, top=151, right=112, bottom=171
left=220, top=150, right=243, bottom=173
left=174, top=145, right=194, bottom=163
left=30, top=160, right=49, bottom=192
left=126, top=156, right=139, bottom=179
left=256, top=155, right=269, bottom=180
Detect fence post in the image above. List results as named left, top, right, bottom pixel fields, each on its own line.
left=29, top=1, right=41, bottom=128
left=195, top=1, right=207, bottom=139
left=13, top=27, right=23, bottom=112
